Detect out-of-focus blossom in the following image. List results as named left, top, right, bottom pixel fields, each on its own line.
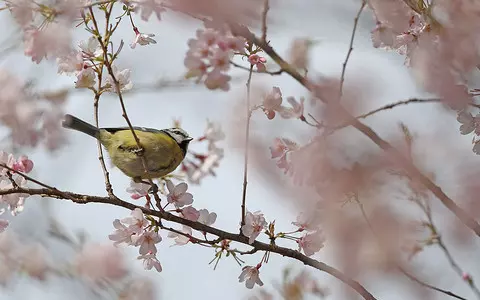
left=79, top=36, right=102, bottom=59
left=57, top=51, right=84, bottom=75
left=239, top=265, right=263, bottom=289
left=0, top=219, right=8, bottom=233
left=278, top=96, right=305, bottom=120
left=167, top=226, right=192, bottom=246
left=292, top=212, right=322, bottom=232
left=11, top=155, right=33, bottom=173
left=297, top=231, right=325, bottom=256
left=241, top=211, right=267, bottom=244
left=23, top=24, right=72, bottom=64
left=19, top=243, right=49, bottom=280
left=130, top=29, right=157, bottom=49
left=203, top=119, right=226, bottom=143
left=288, top=38, right=314, bottom=70
left=7, top=0, right=34, bottom=27
left=135, top=0, right=165, bottom=21
left=262, top=87, right=283, bottom=119
left=120, top=278, right=155, bottom=300
left=184, top=27, right=245, bottom=91
left=75, top=243, right=127, bottom=283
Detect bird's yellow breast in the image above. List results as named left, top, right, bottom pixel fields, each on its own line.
left=99, top=129, right=184, bottom=179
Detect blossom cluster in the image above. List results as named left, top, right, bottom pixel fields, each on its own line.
left=57, top=36, right=133, bottom=93
left=184, top=26, right=245, bottom=91
left=367, top=0, right=480, bottom=154
left=261, top=87, right=305, bottom=120
left=457, top=110, right=480, bottom=154
left=0, top=70, right=67, bottom=150
left=0, top=151, right=35, bottom=231
left=121, top=180, right=217, bottom=271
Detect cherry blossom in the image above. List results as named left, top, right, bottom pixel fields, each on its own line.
left=7, top=0, right=34, bottom=28
left=197, top=209, right=217, bottom=226
left=279, top=96, right=305, bottom=120
left=166, top=180, right=193, bottom=208
left=133, top=230, right=162, bottom=255
left=181, top=206, right=200, bottom=221
left=109, top=219, right=133, bottom=246
left=457, top=110, right=480, bottom=135
left=241, top=211, right=267, bottom=244
left=288, top=38, right=313, bottom=70
left=121, top=208, right=149, bottom=234
left=130, top=29, right=157, bottom=49
left=75, top=67, right=96, bottom=89
left=74, top=243, right=127, bottom=283
left=167, top=226, right=192, bottom=246
left=262, top=87, right=283, bottom=119
left=292, top=212, right=322, bottom=232
left=135, top=0, right=166, bottom=21
left=23, top=23, right=72, bottom=63
left=127, top=180, right=150, bottom=200
left=239, top=265, right=264, bottom=289
left=18, top=243, right=49, bottom=280
left=248, top=54, right=266, bottom=72
left=79, top=36, right=102, bottom=59
left=106, top=66, right=133, bottom=93
left=57, top=51, right=84, bottom=74
left=184, top=26, right=245, bottom=91
left=11, top=155, right=33, bottom=173
left=297, top=231, right=325, bottom=256
left=138, top=253, right=162, bottom=272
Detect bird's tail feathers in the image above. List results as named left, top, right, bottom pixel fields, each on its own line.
left=62, top=114, right=99, bottom=138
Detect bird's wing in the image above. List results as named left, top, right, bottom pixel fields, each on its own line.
left=102, top=126, right=164, bottom=134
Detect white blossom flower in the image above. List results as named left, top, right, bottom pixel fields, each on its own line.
left=167, top=226, right=192, bottom=246
left=241, top=211, right=267, bottom=244
left=75, top=67, right=96, bottom=88
left=109, top=219, right=133, bottom=246
left=198, top=209, right=217, bottom=226
left=181, top=206, right=200, bottom=221
left=239, top=265, right=264, bottom=289
left=106, top=66, right=133, bottom=93
left=133, top=230, right=162, bottom=255
left=121, top=208, right=148, bottom=234
left=166, top=180, right=193, bottom=208
left=130, top=31, right=157, bottom=49
left=138, top=253, right=162, bottom=272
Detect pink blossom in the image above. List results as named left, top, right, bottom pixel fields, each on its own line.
left=166, top=180, right=193, bottom=208
left=204, top=119, right=225, bottom=142
left=138, top=253, right=162, bottom=272
left=239, top=265, right=264, bottom=289
left=167, top=226, right=192, bottom=246
left=7, top=0, right=34, bottom=27
left=121, top=208, right=148, bottom=234
left=127, top=180, right=150, bottom=200
left=263, top=87, right=283, bottom=119
left=130, top=30, right=157, bottom=49
left=11, top=155, right=33, bottom=173
left=23, top=24, right=71, bottom=63
left=204, top=69, right=231, bottom=91
left=297, top=231, right=325, bottom=256
left=133, top=230, right=162, bottom=255
left=248, top=54, right=266, bottom=72
left=109, top=219, right=133, bottom=246
left=209, top=48, right=231, bottom=71
left=122, top=278, right=156, bottom=300
left=136, top=0, right=165, bottom=21
left=0, top=179, right=28, bottom=215
left=181, top=206, right=200, bottom=221
left=279, top=96, right=305, bottom=119
left=292, top=212, right=322, bottom=232
left=288, top=38, right=313, bottom=70
left=241, top=211, right=267, bottom=244
left=197, top=209, right=217, bottom=226
left=19, top=243, right=49, bottom=280
left=75, top=243, right=127, bottom=282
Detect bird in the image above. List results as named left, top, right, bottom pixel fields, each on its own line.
left=61, top=114, right=193, bottom=184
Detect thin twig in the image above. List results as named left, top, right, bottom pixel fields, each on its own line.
left=338, top=0, right=366, bottom=102
left=240, top=65, right=254, bottom=229
left=354, top=196, right=468, bottom=300
left=228, top=22, right=480, bottom=237
left=230, top=60, right=283, bottom=75
left=261, top=0, right=269, bottom=42
left=0, top=184, right=376, bottom=300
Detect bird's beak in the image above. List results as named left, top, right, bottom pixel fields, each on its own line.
left=186, top=137, right=194, bottom=142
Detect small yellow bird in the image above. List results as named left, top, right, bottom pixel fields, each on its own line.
left=62, top=114, right=193, bottom=183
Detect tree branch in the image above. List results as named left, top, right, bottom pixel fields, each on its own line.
left=0, top=184, right=376, bottom=300
left=228, top=23, right=480, bottom=238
